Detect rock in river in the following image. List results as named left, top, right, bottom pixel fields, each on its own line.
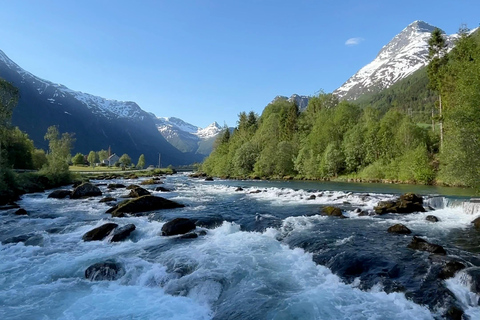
left=48, top=190, right=72, bottom=199
left=161, top=218, right=196, bottom=236
left=374, top=193, right=425, bottom=215
left=407, top=236, right=446, bottom=255
left=85, top=261, right=124, bottom=281
left=110, top=224, right=136, bottom=242
left=110, top=195, right=185, bottom=217
left=82, top=223, right=118, bottom=241
left=387, top=224, right=412, bottom=234
left=71, top=183, right=102, bottom=199
left=321, top=206, right=345, bottom=218
left=426, top=215, right=439, bottom=222
left=126, top=186, right=151, bottom=198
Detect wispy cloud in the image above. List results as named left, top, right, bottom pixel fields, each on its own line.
left=345, top=37, right=364, bottom=46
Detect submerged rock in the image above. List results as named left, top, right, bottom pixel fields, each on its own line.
left=444, top=306, right=464, bottom=320
left=387, top=224, right=412, bottom=234
left=110, top=195, right=185, bottom=217
left=179, top=232, right=198, bottom=239
left=161, top=218, right=196, bottom=236
left=48, top=190, right=72, bottom=199
left=14, top=208, right=28, bottom=216
left=82, top=223, right=118, bottom=241
left=85, top=261, right=124, bottom=281
left=110, top=224, right=136, bottom=242
left=307, top=195, right=316, bottom=200
left=438, top=260, right=466, bottom=279
left=155, top=186, right=171, bottom=192
left=374, top=193, right=425, bottom=215
left=71, top=183, right=102, bottom=199
left=249, top=190, right=262, bottom=194
left=107, top=183, right=126, bottom=189
left=407, top=236, right=446, bottom=255
left=235, top=187, right=244, bottom=192
left=99, top=197, right=116, bottom=203
left=426, top=215, right=439, bottom=222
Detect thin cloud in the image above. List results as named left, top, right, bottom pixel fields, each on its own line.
left=345, top=37, right=364, bottom=46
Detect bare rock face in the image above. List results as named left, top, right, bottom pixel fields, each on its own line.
left=161, top=218, right=196, bottom=236
left=110, top=195, right=185, bottom=217
left=82, top=223, right=118, bottom=241
left=407, top=236, right=446, bottom=255
left=85, top=261, right=124, bottom=281
left=71, top=183, right=102, bottom=199
left=387, top=224, right=412, bottom=234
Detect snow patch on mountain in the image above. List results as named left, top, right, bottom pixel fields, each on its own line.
left=153, top=116, right=222, bottom=140
left=0, top=49, right=145, bottom=120
left=334, top=21, right=457, bottom=100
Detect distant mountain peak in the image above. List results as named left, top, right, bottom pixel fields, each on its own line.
left=334, top=21, right=455, bottom=100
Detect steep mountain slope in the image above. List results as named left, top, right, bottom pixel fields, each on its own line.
left=0, top=50, right=203, bottom=166
left=152, top=117, right=222, bottom=156
left=334, top=21, right=457, bottom=100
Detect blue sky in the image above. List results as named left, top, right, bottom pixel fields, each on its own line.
left=0, top=1, right=478, bottom=128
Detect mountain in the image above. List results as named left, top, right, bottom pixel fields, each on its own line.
left=152, top=116, right=223, bottom=156
left=272, top=94, right=310, bottom=111
left=334, top=21, right=458, bottom=100
left=0, top=49, right=204, bottom=166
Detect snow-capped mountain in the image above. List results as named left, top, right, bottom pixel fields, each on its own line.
left=0, top=49, right=214, bottom=165
left=152, top=117, right=223, bottom=155
left=334, top=21, right=456, bottom=100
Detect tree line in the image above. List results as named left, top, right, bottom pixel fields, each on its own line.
left=203, top=27, right=480, bottom=188
left=71, top=151, right=146, bottom=169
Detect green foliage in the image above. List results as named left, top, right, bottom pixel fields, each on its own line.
left=41, top=126, right=75, bottom=184
left=32, top=149, right=48, bottom=170
left=3, top=127, right=35, bottom=169
left=72, top=153, right=85, bottom=166
left=137, top=154, right=146, bottom=169
left=119, top=153, right=132, bottom=167
left=98, top=149, right=109, bottom=162
left=87, top=151, right=98, bottom=167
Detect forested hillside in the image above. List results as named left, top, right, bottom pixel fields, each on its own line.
left=203, top=28, right=480, bottom=188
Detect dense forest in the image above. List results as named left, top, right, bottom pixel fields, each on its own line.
left=203, top=28, right=480, bottom=188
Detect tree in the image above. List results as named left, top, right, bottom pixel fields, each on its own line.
left=98, top=149, right=109, bottom=162
left=87, top=151, right=98, bottom=167
left=72, top=153, right=85, bottom=166
left=4, top=127, right=34, bottom=169
left=32, top=149, right=48, bottom=170
left=42, top=126, right=75, bottom=182
left=119, top=153, right=131, bottom=167
left=137, top=154, right=145, bottom=169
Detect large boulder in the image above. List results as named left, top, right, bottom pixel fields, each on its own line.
left=48, top=190, right=72, bottom=199
left=14, top=208, right=28, bottom=216
left=407, top=236, right=446, bottom=255
left=471, top=217, right=480, bottom=229
left=387, top=224, right=412, bottom=234
left=374, top=193, right=425, bottom=215
left=110, top=224, right=136, bottom=242
left=82, top=223, right=118, bottom=241
left=110, top=195, right=185, bottom=217
left=126, top=186, right=151, bottom=198
left=85, top=261, right=124, bottom=281
left=161, top=218, right=196, bottom=236
left=438, top=260, right=466, bottom=279
left=321, top=206, right=345, bottom=218
left=71, top=183, right=102, bottom=199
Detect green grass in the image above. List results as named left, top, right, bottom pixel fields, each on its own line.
left=69, top=165, right=136, bottom=172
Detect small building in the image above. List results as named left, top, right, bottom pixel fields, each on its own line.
left=103, top=153, right=120, bottom=166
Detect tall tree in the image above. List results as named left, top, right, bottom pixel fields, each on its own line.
left=42, top=126, right=75, bottom=180
left=98, top=149, right=109, bottom=162
left=87, top=151, right=98, bottom=167
left=137, top=154, right=145, bottom=169
left=119, top=153, right=132, bottom=167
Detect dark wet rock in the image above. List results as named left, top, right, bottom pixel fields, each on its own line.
left=235, top=187, right=244, bottom=192
left=189, top=172, right=207, bottom=178
left=85, top=261, right=124, bottom=281
left=110, top=195, right=185, bottom=217
left=82, top=223, right=118, bottom=241
left=155, top=186, right=171, bottom=192
left=105, top=205, right=117, bottom=214
left=387, top=224, right=412, bottom=234
left=249, top=190, right=262, bottom=194
left=321, top=206, right=345, bottom=218
left=95, top=183, right=107, bottom=187
left=194, top=216, right=224, bottom=229
left=141, top=179, right=162, bottom=185
left=464, top=267, right=480, bottom=295
left=307, top=195, right=316, bottom=200
left=357, top=210, right=371, bottom=216
left=198, top=230, right=207, bottom=236
left=99, top=197, right=116, bottom=203
left=472, top=217, right=480, bottom=229
left=110, top=224, right=136, bottom=242
left=161, top=218, right=196, bottom=236
left=205, top=177, right=214, bottom=181
left=14, top=208, right=28, bottom=215
left=3, top=234, right=34, bottom=244
left=179, top=232, right=198, bottom=239
left=71, top=183, right=102, bottom=199
left=438, top=260, right=466, bottom=279
left=72, top=180, right=83, bottom=188
left=126, top=186, right=151, bottom=198
left=407, top=236, right=446, bottom=255
left=444, top=306, right=464, bottom=320
left=426, top=215, right=439, bottom=222
left=126, top=184, right=140, bottom=190
left=107, top=183, right=126, bottom=189
left=48, top=190, right=72, bottom=199
left=374, top=193, right=425, bottom=215
left=24, top=234, right=43, bottom=246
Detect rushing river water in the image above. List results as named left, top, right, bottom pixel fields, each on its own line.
left=1, top=174, right=480, bottom=319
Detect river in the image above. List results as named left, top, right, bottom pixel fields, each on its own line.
left=1, top=174, right=479, bottom=319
